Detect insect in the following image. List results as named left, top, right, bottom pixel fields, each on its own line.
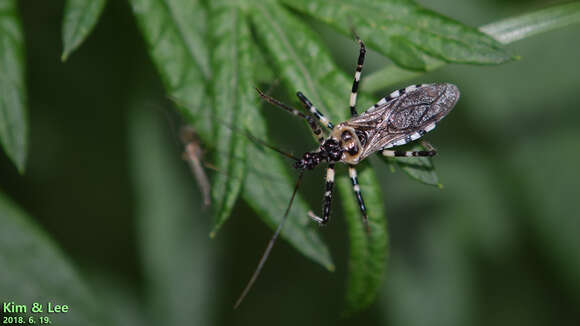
left=179, top=124, right=292, bottom=209
left=235, top=36, right=460, bottom=308
left=180, top=126, right=212, bottom=207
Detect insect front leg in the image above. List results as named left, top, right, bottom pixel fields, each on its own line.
left=296, top=92, right=335, bottom=130
left=348, top=165, right=370, bottom=232
left=349, top=35, right=366, bottom=117
left=256, top=88, right=325, bottom=143
left=308, top=164, right=335, bottom=224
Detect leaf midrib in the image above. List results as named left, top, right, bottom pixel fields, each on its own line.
left=255, top=4, right=329, bottom=114
left=222, top=9, right=241, bottom=213
left=163, top=0, right=210, bottom=78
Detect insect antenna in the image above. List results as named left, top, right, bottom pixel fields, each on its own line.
left=234, top=169, right=306, bottom=309
left=213, top=116, right=300, bottom=161
left=243, top=128, right=300, bottom=161
left=256, top=87, right=305, bottom=118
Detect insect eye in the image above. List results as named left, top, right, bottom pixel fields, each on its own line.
left=341, top=131, right=353, bottom=141
left=355, top=130, right=367, bottom=146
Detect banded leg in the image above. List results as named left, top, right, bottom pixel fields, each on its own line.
left=381, top=141, right=437, bottom=157
left=381, top=149, right=436, bottom=157
left=296, top=92, right=335, bottom=130
left=256, top=88, right=325, bottom=143
left=349, top=35, right=366, bottom=117
left=349, top=165, right=370, bottom=232
left=308, top=164, right=335, bottom=224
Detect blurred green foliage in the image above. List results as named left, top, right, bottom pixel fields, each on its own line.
left=0, top=0, right=579, bottom=325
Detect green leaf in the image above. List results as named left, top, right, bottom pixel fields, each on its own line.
left=129, top=0, right=235, bottom=228
left=129, top=0, right=333, bottom=270
left=337, top=165, right=388, bottom=315
left=252, top=38, right=275, bottom=83
left=61, top=0, right=107, bottom=61
left=250, top=1, right=385, bottom=312
left=209, top=3, right=253, bottom=235
left=480, top=2, right=580, bottom=44
left=127, top=101, right=214, bottom=326
left=283, top=0, right=512, bottom=70
left=0, top=191, right=100, bottom=326
left=128, top=0, right=211, bottom=138
left=0, top=0, right=27, bottom=173
left=363, top=2, right=580, bottom=92
left=251, top=1, right=353, bottom=122
left=130, top=0, right=228, bottom=232
left=362, top=56, right=444, bottom=94
left=381, top=144, right=441, bottom=187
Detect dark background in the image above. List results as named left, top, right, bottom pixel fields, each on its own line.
left=1, top=0, right=579, bottom=325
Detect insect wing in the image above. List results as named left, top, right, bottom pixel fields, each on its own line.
left=348, top=83, right=459, bottom=160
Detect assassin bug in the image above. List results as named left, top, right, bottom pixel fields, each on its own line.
left=235, top=36, right=460, bottom=308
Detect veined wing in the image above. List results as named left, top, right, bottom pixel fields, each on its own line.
left=345, top=83, right=460, bottom=161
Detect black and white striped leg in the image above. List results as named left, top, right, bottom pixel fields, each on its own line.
left=349, top=35, right=366, bottom=117
left=296, top=92, right=335, bottom=130
left=256, top=88, right=325, bottom=143
left=308, top=164, right=335, bottom=225
left=349, top=165, right=370, bottom=232
left=381, top=148, right=437, bottom=157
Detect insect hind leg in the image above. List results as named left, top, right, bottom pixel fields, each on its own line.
left=382, top=140, right=438, bottom=157
left=348, top=165, right=370, bottom=232
left=381, top=149, right=437, bottom=157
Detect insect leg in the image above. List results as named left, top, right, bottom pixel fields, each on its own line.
left=381, top=149, right=437, bottom=157
left=348, top=165, right=370, bottom=232
left=349, top=35, right=366, bottom=117
left=256, top=88, right=325, bottom=143
left=296, top=92, right=335, bottom=130
left=381, top=140, right=438, bottom=157
left=307, top=164, right=335, bottom=224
